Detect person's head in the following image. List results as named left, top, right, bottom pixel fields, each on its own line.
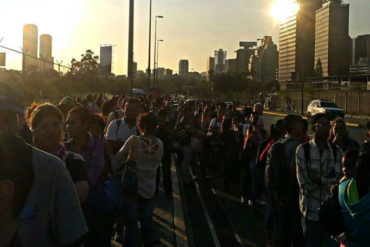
left=253, top=103, right=263, bottom=116
left=355, top=152, right=370, bottom=192
left=0, top=82, right=24, bottom=135
left=302, top=119, right=309, bottom=134
left=270, top=119, right=285, bottom=140
left=342, top=149, right=359, bottom=179
left=90, top=114, right=105, bottom=140
left=311, top=113, right=331, bottom=142
left=30, top=103, right=63, bottom=152
left=101, top=100, right=115, bottom=119
left=182, top=106, right=193, bottom=120
left=283, top=115, right=304, bottom=140
left=123, top=98, right=139, bottom=123
left=216, top=102, right=226, bottom=117
left=66, top=106, right=92, bottom=139
left=0, top=133, right=34, bottom=242
left=137, top=113, right=158, bottom=136
left=330, top=117, right=348, bottom=141
left=58, top=96, right=76, bottom=118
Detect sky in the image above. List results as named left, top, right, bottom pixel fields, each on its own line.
left=1, top=0, right=369, bottom=75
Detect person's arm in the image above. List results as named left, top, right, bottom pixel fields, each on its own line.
left=116, top=136, right=133, bottom=162
left=296, top=145, right=317, bottom=194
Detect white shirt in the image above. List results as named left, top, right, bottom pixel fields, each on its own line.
left=208, top=118, right=222, bottom=131
left=104, top=109, right=124, bottom=134
left=118, top=136, right=163, bottom=198
left=105, top=117, right=137, bottom=143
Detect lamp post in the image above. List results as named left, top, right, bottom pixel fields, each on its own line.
left=155, top=39, right=164, bottom=85
left=153, top=15, right=163, bottom=85
left=127, top=0, right=134, bottom=96
left=147, top=0, right=152, bottom=89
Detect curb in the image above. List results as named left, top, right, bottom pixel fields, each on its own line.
left=263, top=111, right=361, bottom=128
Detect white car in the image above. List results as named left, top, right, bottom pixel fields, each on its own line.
left=307, top=99, right=345, bottom=119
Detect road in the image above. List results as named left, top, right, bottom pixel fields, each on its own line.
left=263, top=113, right=366, bottom=145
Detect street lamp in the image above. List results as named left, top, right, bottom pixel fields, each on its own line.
left=155, top=39, right=164, bottom=85
left=147, top=0, right=152, bottom=89
left=127, top=0, right=135, bottom=96
left=153, top=15, right=164, bottom=85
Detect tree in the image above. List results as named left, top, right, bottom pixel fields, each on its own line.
left=69, top=49, right=99, bottom=76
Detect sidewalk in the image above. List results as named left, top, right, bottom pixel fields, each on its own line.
left=112, top=156, right=188, bottom=247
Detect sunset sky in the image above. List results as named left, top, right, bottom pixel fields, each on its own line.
left=1, top=0, right=368, bottom=75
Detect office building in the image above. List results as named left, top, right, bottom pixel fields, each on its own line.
left=164, top=69, right=173, bottom=78
left=225, top=59, right=238, bottom=73
left=314, top=0, right=351, bottom=77
left=249, top=36, right=278, bottom=82
left=236, top=42, right=257, bottom=74
left=215, top=49, right=227, bottom=74
left=100, top=45, right=113, bottom=75
left=179, top=59, right=189, bottom=77
left=354, top=34, right=370, bottom=65
left=23, top=24, right=38, bottom=72
left=206, top=56, right=215, bottom=81
left=278, top=0, right=322, bottom=87
left=39, top=34, right=54, bottom=71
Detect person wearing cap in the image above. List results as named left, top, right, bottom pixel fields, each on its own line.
left=0, top=82, right=88, bottom=247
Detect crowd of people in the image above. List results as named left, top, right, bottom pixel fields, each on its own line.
left=1, top=80, right=370, bottom=247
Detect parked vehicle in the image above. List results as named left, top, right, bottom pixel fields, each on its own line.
left=307, top=99, right=345, bottom=119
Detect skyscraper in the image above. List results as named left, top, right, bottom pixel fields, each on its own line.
left=354, top=34, right=370, bottom=64
left=100, top=45, right=113, bottom=75
left=278, top=0, right=322, bottom=87
left=314, top=0, right=351, bottom=77
left=207, top=56, right=215, bottom=81
left=39, top=34, right=54, bottom=71
left=23, top=24, right=38, bottom=72
left=179, top=59, right=189, bottom=77
left=215, top=49, right=227, bottom=74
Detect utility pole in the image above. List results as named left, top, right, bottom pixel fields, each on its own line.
left=128, top=0, right=134, bottom=96
left=147, top=0, right=152, bottom=89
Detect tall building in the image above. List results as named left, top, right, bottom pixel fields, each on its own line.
left=249, top=36, right=278, bottom=82
left=23, top=24, right=38, bottom=72
left=179, top=59, right=189, bottom=77
left=354, top=34, right=370, bottom=64
left=206, top=56, right=215, bottom=81
left=314, top=0, right=351, bottom=77
left=278, top=0, right=322, bottom=87
left=215, top=49, right=227, bottom=74
left=236, top=42, right=257, bottom=74
left=100, top=45, right=113, bottom=75
left=39, top=34, right=54, bottom=71
left=225, top=59, right=238, bottom=73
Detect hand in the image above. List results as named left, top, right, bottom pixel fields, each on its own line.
left=308, top=172, right=322, bottom=185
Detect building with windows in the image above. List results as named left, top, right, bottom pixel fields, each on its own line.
left=179, top=59, right=189, bottom=77
left=100, top=45, right=113, bottom=75
left=278, top=0, right=322, bottom=88
left=215, top=49, right=227, bottom=74
left=23, top=24, right=38, bottom=72
left=314, top=0, right=351, bottom=77
left=39, top=34, right=54, bottom=71
left=354, top=34, right=370, bottom=65
left=206, top=56, right=215, bottom=81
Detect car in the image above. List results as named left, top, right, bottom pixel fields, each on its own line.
left=307, top=99, right=345, bottom=119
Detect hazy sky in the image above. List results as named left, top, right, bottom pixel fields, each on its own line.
left=1, top=0, right=369, bottom=74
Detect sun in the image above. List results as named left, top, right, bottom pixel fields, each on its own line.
left=270, top=0, right=299, bottom=22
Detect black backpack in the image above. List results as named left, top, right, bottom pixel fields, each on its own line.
left=265, top=138, right=294, bottom=197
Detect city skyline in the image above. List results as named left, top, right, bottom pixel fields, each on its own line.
left=1, top=0, right=368, bottom=75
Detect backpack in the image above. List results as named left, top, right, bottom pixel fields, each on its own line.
left=265, top=138, right=294, bottom=197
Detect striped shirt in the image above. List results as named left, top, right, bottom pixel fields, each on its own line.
left=296, top=139, right=343, bottom=221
